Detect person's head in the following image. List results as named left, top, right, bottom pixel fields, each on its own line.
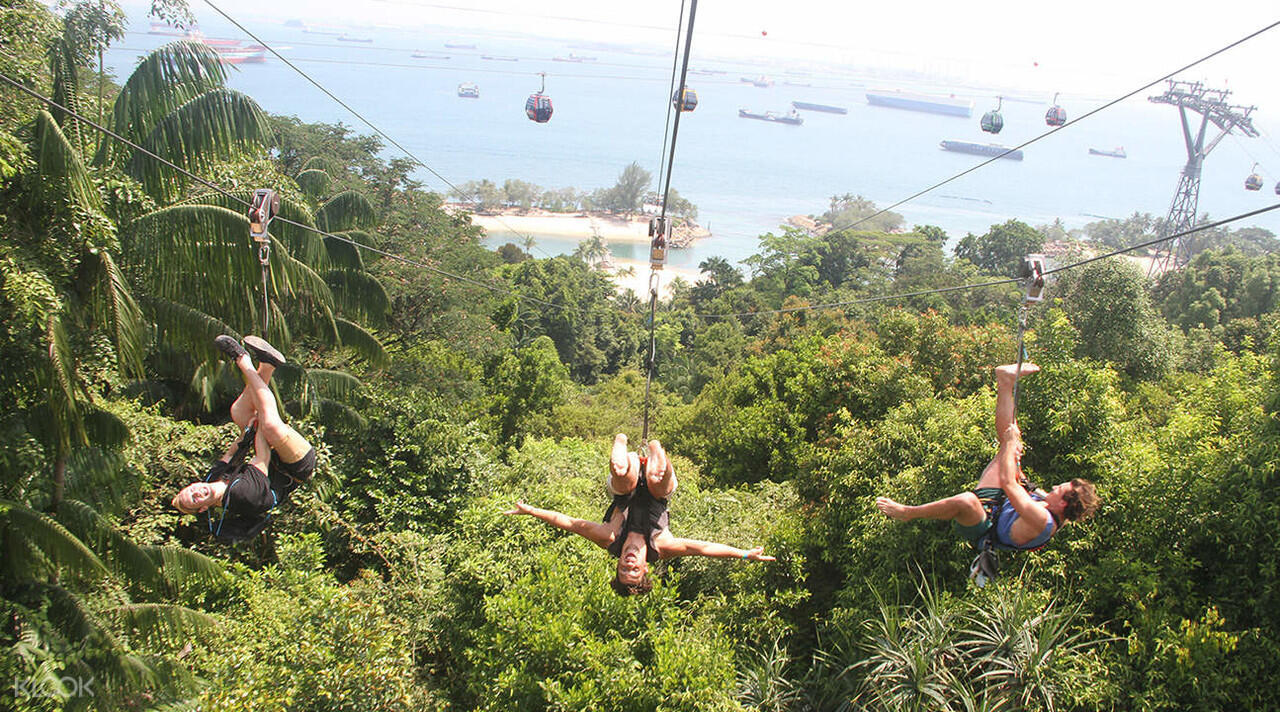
left=1046, top=478, right=1098, bottom=523
left=611, top=545, right=653, bottom=596
left=171, top=481, right=218, bottom=515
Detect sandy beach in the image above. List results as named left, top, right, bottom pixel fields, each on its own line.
left=469, top=212, right=653, bottom=242
left=455, top=206, right=711, bottom=245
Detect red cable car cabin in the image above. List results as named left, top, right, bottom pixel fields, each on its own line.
left=526, top=94, right=553, bottom=123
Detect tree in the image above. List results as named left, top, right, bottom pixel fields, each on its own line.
left=487, top=335, right=569, bottom=446
left=1057, top=259, right=1176, bottom=378
left=502, top=178, right=538, bottom=211
left=57, top=0, right=127, bottom=128
left=605, top=162, right=650, bottom=214
left=822, top=193, right=903, bottom=233
left=954, top=219, right=1044, bottom=277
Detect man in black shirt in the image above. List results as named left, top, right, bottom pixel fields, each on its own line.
left=171, top=336, right=316, bottom=540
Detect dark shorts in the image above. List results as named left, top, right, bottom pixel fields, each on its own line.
left=953, top=487, right=1004, bottom=549
left=270, top=446, right=316, bottom=484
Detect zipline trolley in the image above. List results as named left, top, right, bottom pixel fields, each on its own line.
left=648, top=216, right=669, bottom=269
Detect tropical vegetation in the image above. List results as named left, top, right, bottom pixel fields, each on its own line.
left=3, top=2, right=1280, bottom=710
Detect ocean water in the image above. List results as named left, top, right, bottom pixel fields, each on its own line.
left=105, top=14, right=1280, bottom=270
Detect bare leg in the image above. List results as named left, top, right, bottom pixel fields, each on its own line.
left=877, top=493, right=985, bottom=526
left=230, top=363, right=275, bottom=429
left=231, top=354, right=309, bottom=462
left=609, top=433, right=638, bottom=495
left=993, top=362, right=1039, bottom=440
left=646, top=440, right=677, bottom=499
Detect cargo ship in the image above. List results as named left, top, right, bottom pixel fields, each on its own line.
left=456, top=83, right=479, bottom=98
left=1088, top=146, right=1127, bottom=158
left=791, top=101, right=848, bottom=115
left=739, top=108, right=803, bottom=125
left=866, top=90, right=972, bottom=118
left=939, top=140, right=1022, bottom=160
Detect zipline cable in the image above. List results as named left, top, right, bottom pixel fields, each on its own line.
left=842, top=19, right=1280, bottom=233
left=201, top=0, right=560, bottom=260
left=0, top=70, right=582, bottom=316
left=641, top=0, right=699, bottom=445
left=693, top=201, right=1280, bottom=319
left=654, top=0, right=688, bottom=204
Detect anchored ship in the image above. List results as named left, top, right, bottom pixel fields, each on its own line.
left=739, top=109, right=803, bottom=125
left=791, top=101, right=848, bottom=115
left=866, top=90, right=973, bottom=118
left=939, top=140, right=1023, bottom=160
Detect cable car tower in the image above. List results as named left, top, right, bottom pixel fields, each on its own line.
left=1147, top=80, right=1257, bottom=276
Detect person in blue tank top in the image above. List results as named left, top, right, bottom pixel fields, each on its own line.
left=505, top=434, right=776, bottom=596
left=874, top=363, right=1098, bottom=549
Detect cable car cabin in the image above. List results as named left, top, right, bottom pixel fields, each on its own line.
left=1275, top=181, right=1280, bottom=196
left=981, top=97, right=1004, bottom=134
left=525, top=94, right=553, bottom=123
left=1245, top=173, right=1263, bottom=191
left=673, top=87, right=698, bottom=112
left=1045, top=104, right=1067, bottom=127
left=981, top=110, right=1004, bottom=134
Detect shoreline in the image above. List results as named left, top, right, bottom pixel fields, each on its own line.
left=450, top=205, right=710, bottom=245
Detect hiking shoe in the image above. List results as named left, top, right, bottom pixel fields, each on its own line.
left=214, top=335, right=248, bottom=361
left=243, top=335, right=286, bottom=367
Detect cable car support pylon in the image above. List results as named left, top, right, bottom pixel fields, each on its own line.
left=1147, top=80, right=1257, bottom=276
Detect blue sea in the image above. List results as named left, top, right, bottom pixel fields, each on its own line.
left=105, top=13, right=1280, bottom=270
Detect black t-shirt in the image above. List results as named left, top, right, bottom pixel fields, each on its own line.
left=203, top=461, right=286, bottom=541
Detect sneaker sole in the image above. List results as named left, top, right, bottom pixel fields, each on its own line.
left=243, top=335, right=285, bottom=366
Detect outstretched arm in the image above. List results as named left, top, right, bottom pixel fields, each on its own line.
left=503, top=501, right=615, bottom=549
left=662, top=537, right=776, bottom=562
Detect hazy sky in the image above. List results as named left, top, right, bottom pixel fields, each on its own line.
left=145, top=0, right=1280, bottom=114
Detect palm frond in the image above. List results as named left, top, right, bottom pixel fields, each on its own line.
left=111, top=603, right=219, bottom=647
left=47, top=38, right=87, bottom=152
left=272, top=197, right=328, bottom=268
left=65, top=447, right=134, bottom=513
left=126, top=88, right=271, bottom=202
left=326, top=268, right=389, bottom=324
left=57, top=499, right=165, bottom=592
left=141, top=295, right=241, bottom=364
left=272, top=241, right=336, bottom=311
left=315, top=189, right=376, bottom=232
left=124, top=204, right=269, bottom=318
left=334, top=317, right=388, bottom=367
left=305, top=368, right=362, bottom=402
left=37, top=315, right=88, bottom=456
left=295, top=168, right=330, bottom=198
left=78, top=249, right=147, bottom=378
left=0, top=500, right=107, bottom=580
left=299, top=155, right=338, bottom=174
left=145, top=545, right=227, bottom=590
left=178, top=192, right=328, bottom=270
left=311, top=396, right=367, bottom=430
left=323, top=234, right=365, bottom=271
left=29, top=110, right=102, bottom=214
left=96, top=40, right=227, bottom=167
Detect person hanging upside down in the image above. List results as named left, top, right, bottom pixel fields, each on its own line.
left=875, top=363, right=1098, bottom=551
left=171, top=335, right=316, bottom=541
left=504, top=434, right=776, bottom=596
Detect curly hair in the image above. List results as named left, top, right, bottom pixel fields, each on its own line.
left=610, top=572, right=653, bottom=597
left=1062, top=478, right=1099, bottom=522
